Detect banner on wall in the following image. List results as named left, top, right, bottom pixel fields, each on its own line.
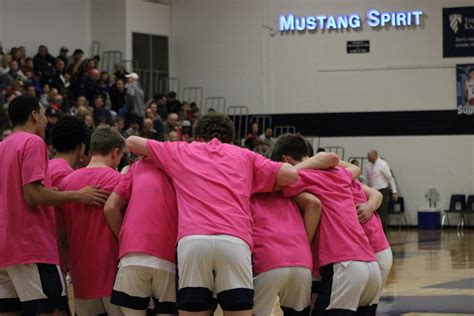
left=456, top=64, right=474, bottom=115
left=443, top=6, right=474, bottom=58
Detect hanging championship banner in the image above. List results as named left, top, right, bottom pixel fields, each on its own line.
left=456, top=64, right=474, bottom=115
left=443, top=7, right=474, bottom=58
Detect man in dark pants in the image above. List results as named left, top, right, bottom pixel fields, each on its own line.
left=366, top=149, right=398, bottom=231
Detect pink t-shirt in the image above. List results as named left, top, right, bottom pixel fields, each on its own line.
left=146, top=139, right=282, bottom=249
left=351, top=180, right=390, bottom=253
left=251, top=192, right=312, bottom=275
left=114, top=158, right=178, bottom=263
left=59, top=167, right=122, bottom=299
left=48, top=158, right=74, bottom=272
left=282, top=167, right=376, bottom=267
left=0, top=131, right=59, bottom=268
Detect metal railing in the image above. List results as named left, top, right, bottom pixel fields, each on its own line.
left=102, top=51, right=122, bottom=73
left=249, top=115, right=272, bottom=133
left=324, top=146, right=345, bottom=160
left=227, top=105, right=249, bottom=144
left=182, top=87, right=204, bottom=108
left=273, top=125, right=296, bottom=137
left=158, top=77, right=180, bottom=95
left=205, top=97, right=227, bottom=113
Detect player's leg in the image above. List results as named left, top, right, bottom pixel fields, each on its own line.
left=111, top=265, right=153, bottom=316
left=214, top=236, right=253, bottom=316
left=357, top=262, right=382, bottom=316
left=376, top=248, right=393, bottom=287
left=310, top=276, right=322, bottom=315
left=102, top=296, right=124, bottom=316
left=7, top=264, right=67, bottom=316
left=279, top=267, right=312, bottom=316
left=151, top=268, right=178, bottom=315
left=0, top=268, right=21, bottom=316
left=177, top=236, right=214, bottom=316
left=314, top=262, right=369, bottom=316
left=252, top=269, right=284, bottom=316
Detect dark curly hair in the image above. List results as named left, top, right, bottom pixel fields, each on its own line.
left=52, top=115, right=89, bottom=153
left=271, top=133, right=310, bottom=162
left=194, top=113, right=235, bottom=144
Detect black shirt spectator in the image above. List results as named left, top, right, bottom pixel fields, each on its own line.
left=79, top=69, right=100, bottom=105
left=93, top=95, right=113, bottom=126
left=167, top=91, right=181, bottom=114
left=56, top=47, right=69, bottom=70
left=33, top=45, right=56, bottom=82
left=45, top=107, right=59, bottom=145
left=51, top=58, right=68, bottom=94
left=109, top=79, right=127, bottom=113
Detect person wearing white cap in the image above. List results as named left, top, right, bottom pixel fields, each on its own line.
left=125, top=72, right=145, bottom=118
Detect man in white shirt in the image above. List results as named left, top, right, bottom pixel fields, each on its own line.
left=366, top=149, right=398, bottom=230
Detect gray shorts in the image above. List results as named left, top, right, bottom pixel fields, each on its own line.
left=177, top=235, right=253, bottom=312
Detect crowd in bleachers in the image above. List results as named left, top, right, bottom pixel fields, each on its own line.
left=0, top=45, right=207, bottom=151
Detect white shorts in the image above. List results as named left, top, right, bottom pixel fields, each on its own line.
left=253, top=267, right=312, bottom=316
left=111, top=264, right=177, bottom=314
left=376, top=248, right=393, bottom=287
left=75, top=296, right=123, bottom=316
left=177, top=235, right=253, bottom=312
left=0, top=263, right=67, bottom=314
left=315, top=261, right=382, bottom=315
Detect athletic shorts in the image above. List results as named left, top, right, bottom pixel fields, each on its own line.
left=111, top=265, right=177, bottom=314
left=0, top=263, right=67, bottom=314
left=177, top=235, right=253, bottom=312
left=75, top=296, right=122, bottom=316
left=253, top=267, right=311, bottom=316
left=376, top=248, right=393, bottom=288
left=314, top=261, right=381, bottom=316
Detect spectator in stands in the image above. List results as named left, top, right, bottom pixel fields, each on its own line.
left=153, top=93, right=168, bottom=119
left=168, top=130, right=179, bottom=141
left=24, top=70, right=42, bottom=96
left=351, top=159, right=367, bottom=184
left=33, top=45, right=55, bottom=82
left=84, top=113, right=94, bottom=131
left=51, top=58, right=68, bottom=94
left=79, top=68, right=100, bottom=105
left=366, top=149, right=398, bottom=231
left=124, top=119, right=141, bottom=138
left=25, top=84, right=37, bottom=98
left=56, top=47, right=69, bottom=68
left=99, top=71, right=112, bottom=93
left=9, top=47, right=21, bottom=64
left=114, top=63, right=127, bottom=81
left=22, top=58, right=34, bottom=73
left=17, top=46, right=27, bottom=67
left=70, top=95, right=91, bottom=118
left=39, top=83, right=51, bottom=106
left=163, top=113, right=181, bottom=140
left=190, top=107, right=201, bottom=128
left=0, top=60, right=24, bottom=91
left=114, top=117, right=126, bottom=137
left=244, top=122, right=260, bottom=150
left=180, top=101, right=192, bottom=121
left=45, top=107, right=60, bottom=144
left=110, top=78, right=127, bottom=114
left=167, top=91, right=181, bottom=114
left=0, top=52, right=9, bottom=76
left=145, top=103, right=164, bottom=140
left=93, top=94, right=113, bottom=126
left=140, top=118, right=159, bottom=140
left=125, top=72, right=145, bottom=118
left=181, top=120, right=193, bottom=142
left=317, top=147, right=326, bottom=153
left=67, top=48, right=85, bottom=76
left=259, top=127, right=274, bottom=147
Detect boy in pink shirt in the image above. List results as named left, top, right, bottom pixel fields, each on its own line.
left=49, top=115, right=91, bottom=273
left=126, top=113, right=301, bottom=316
left=251, top=192, right=321, bottom=316
left=0, top=96, right=110, bottom=316
left=272, top=134, right=382, bottom=316
left=103, top=157, right=179, bottom=316
left=351, top=180, right=393, bottom=305
left=59, top=126, right=125, bottom=316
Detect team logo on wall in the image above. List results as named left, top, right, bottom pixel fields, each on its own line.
left=449, top=14, right=462, bottom=33
left=443, top=7, right=474, bottom=58
left=456, top=64, right=474, bottom=115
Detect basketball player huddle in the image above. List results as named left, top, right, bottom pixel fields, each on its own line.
left=0, top=95, right=392, bottom=316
